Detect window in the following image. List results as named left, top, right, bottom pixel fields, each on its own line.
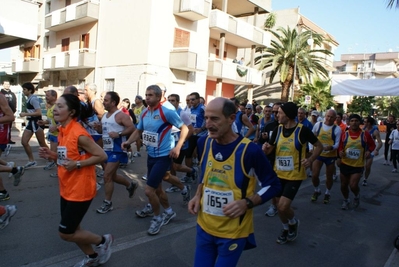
left=45, top=1, right=51, bottom=14
left=173, top=28, right=190, bottom=48
left=24, top=47, right=33, bottom=59
left=44, top=36, right=49, bottom=51
left=215, top=49, right=227, bottom=59
left=60, top=80, right=67, bottom=88
left=105, top=79, right=115, bottom=91
left=61, top=38, right=70, bottom=52
left=352, top=63, right=358, bottom=72
left=80, top=33, right=90, bottom=50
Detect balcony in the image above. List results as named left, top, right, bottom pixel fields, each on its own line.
left=209, top=9, right=271, bottom=48
left=12, top=58, right=40, bottom=73
left=43, top=49, right=96, bottom=70
left=45, top=0, right=99, bottom=31
left=173, top=0, right=211, bottom=21
left=170, top=50, right=205, bottom=71
left=207, top=59, right=262, bottom=85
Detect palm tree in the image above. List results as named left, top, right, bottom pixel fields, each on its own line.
left=297, top=78, right=335, bottom=111
left=255, top=26, right=333, bottom=102
left=387, top=0, right=399, bottom=8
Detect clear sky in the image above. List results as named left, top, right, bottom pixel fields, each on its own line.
left=272, top=0, right=399, bottom=61
left=1, top=1, right=398, bottom=62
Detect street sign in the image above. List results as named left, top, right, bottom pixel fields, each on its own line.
left=305, top=95, right=311, bottom=105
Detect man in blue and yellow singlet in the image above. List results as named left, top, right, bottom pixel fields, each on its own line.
left=338, top=114, right=376, bottom=210
left=188, top=97, right=281, bottom=267
left=310, top=109, right=342, bottom=204
left=263, top=102, right=323, bottom=245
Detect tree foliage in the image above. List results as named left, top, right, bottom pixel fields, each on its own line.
left=296, top=78, right=335, bottom=111
left=375, top=96, right=399, bottom=117
left=254, top=26, right=333, bottom=102
left=387, top=0, right=399, bottom=9
left=347, top=96, right=376, bottom=117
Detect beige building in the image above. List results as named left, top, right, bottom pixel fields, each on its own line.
left=3, top=0, right=272, bottom=103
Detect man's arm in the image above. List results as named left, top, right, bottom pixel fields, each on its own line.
left=241, top=114, right=255, bottom=138
left=373, top=130, right=383, bottom=155
left=94, top=99, right=105, bottom=120
left=0, top=94, right=15, bottom=124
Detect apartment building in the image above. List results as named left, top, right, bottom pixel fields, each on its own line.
left=335, top=52, right=399, bottom=79
left=2, top=0, right=272, bottom=103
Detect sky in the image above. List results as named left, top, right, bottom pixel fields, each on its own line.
left=1, top=1, right=398, bottom=62
left=272, top=0, right=399, bottom=61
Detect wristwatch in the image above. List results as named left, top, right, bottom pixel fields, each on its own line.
left=245, top=197, right=254, bottom=209
left=118, top=131, right=122, bottom=137
left=76, top=161, right=81, bottom=170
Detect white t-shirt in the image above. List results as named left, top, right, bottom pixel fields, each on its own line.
left=390, top=129, right=399, bottom=150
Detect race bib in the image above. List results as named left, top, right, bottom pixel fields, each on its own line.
left=103, top=135, right=114, bottom=151
left=276, top=156, right=294, bottom=171
left=190, top=114, right=197, bottom=124
left=202, top=187, right=234, bottom=216
left=57, top=146, right=67, bottom=165
left=142, top=131, right=158, bottom=147
left=346, top=148, right=360, bottom=159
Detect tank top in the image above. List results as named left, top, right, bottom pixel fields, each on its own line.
left=101, top=110, right=126, bottom=153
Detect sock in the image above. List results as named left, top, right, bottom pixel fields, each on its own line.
left=96, top=236, right=105, bottom=246
left=282, top=223, right=289, bottom=230
left=104, top=200, right=111, bottom=205
left=165, top=207, right=173, bottom=214
left=288, top=217, right=297, bottom=225
left=325, top=189, right=330, bottom=195
left=11, top=167, right=18, bottom=174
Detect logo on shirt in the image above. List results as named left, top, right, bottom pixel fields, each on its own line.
left=153, top=115, right=160, bottom=120
left=215, top=152, right=223, bottom=160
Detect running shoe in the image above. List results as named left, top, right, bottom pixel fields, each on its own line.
left=276, top=229, right=289, bottom=244
left=135, top=204, right=154, bottom=218
left=73, top=255, right=99, bottom=267
left=8, top=140, right=15, bottom=145
left=182, top=185, right=191, bottom=204
left=191, top=167, right=199, bottom=181
left=265, top=204, right=278, bottom=217
left=311, top=191, right=321, bottom=202
left=147, top=218, right=163, bottom=235
left=96, top=183, right=101, bottom=191
left=133, top=152, right=141, bottom=157
left=165, top=185, right=181, bottom=193
left=96, top=200, right=113, bottom=214
left=362, top=179, right=368, bottom=186
left=97, top=178, right=104, bottom=185
left=142, top=174, right=147, bottom=181
left=392, top=169, right=398, bottom=173
left=12, top=166, right=25, bottom=186
left=353, top=196, right=360, bottom=209
left=50, top=172, right=58, bottom=178
left=180, top=176, right=193, bottom=183
left=96, top=234, right=114, bottom=264
left=4, top=144, right=11, bottom=157
left=0, top=192, right=10, bottom=201
left=162, top=211, right=176, bottom=225
left=383, top=160, right=388, bottom=165
left=96, top=170, right=104, bottom=178
left=287, top=219, right=300, bottom=241
left=43, top=161, right=56, bottom=170
left=127, top=181, right=138, bottom=198
left=7, top=162, right=14, bottom=178
left=323, top=194, right=331, bottom=204
left=341, top=199, right=350, bottom=210
left=0, top=205, right=17, bottom=229
left=24, top=161, right=37, bottom=169
left=333, top=174, right=338, bottom=181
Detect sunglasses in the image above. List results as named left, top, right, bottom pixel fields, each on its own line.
left=189, top=98, right=197, bottom=101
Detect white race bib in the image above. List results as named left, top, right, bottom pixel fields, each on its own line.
left=276, top=156, right=294, bottom=171
left=142, top=131, right=159, bottom=147
left=190, top=114, right=197, bottom=124
left=57, top=146, right=67, bottom=165
left=202, top=187, right=234, bottom=216
left=346, top=148, right=360, bottom=159
left=102, top=135, right=114, bottom=151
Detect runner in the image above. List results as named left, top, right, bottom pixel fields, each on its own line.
left=362, top=116, right=382, bottom=185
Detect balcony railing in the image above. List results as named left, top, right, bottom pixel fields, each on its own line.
left=43, top=49, right=96, bottom=70
left=208, top=59, right=262, bottom=85
left=209, top=9, right=271, bottom=48
left=44, top=0, right=99, bottom=31
left=170, top=49, right=207, bottom=71
left=173, top=0, right=211, bottom=21
left=12, top=58, right=40, bottom=73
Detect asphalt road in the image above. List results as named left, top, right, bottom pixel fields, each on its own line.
left=2, top=132, right=399, bottom=267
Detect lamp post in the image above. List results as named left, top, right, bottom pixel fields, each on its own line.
left=289, top=29, right=314, bottom=102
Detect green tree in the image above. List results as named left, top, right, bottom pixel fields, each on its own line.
left=347, top=96, right=376, bottom=117
left=296, top=79, right=335, bottom=111
left=375, top=96, right=399, bottom=117
left=255, top=26, right=333, bottom=102
left=264, top=12, right=277, bottom=30
left=387, top=0, right=399, bottom=8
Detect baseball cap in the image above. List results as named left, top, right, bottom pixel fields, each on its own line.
left=311, top=110, right=319, bottom=116
left=245, top=104, right=253, bottom=109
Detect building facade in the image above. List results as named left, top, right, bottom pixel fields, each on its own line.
left=3, top=0, right=272, bottom=103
